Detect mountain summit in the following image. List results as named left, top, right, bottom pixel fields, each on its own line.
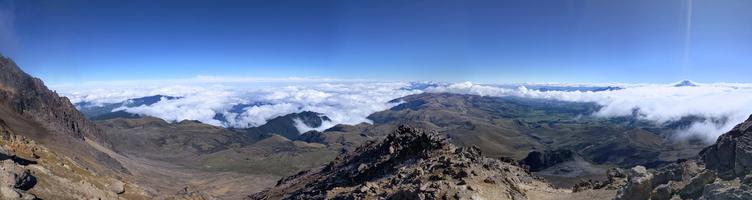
left=673, top=80, right=699, bottom=87
left=249, top=125, right=618, bottom=200
left=0, top=57, right=109, bottom=144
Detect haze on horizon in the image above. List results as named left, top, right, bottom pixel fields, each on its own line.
left=1, top=0, right=752, bottom=85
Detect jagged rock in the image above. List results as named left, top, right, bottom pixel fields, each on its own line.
left=13, top=170, right=35, bottom=191
left=679, top=170, right=716, bottom=199
left=701, top=115, right=752, bottom=180
left=651, top=163, right=685, bottom=188
left=572, top=180, right=594, bottom=192
left=700, top=183, right=752, bottom=200
left=0, top=57, right=109, bottom=144
left=0, top=56, right=154, bottom=199
left=608, top=168, right=626, bottom=179
left=615, top=166, right=654, bottom=200
left=651, top=184, right=673, bottom=200
left=249, top=125, right=547, bottom=200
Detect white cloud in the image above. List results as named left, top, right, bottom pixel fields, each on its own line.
left=63, top=82, right=421, bottom=129
left=293, top=117, right=338, bottom=133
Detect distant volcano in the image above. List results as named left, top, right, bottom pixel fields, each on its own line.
left=673, top=80, right=698, bottom=87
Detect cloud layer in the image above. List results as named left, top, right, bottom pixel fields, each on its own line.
left=63, top=80, right=752, bottom=142
left=66, top=82, right=421, bottom=131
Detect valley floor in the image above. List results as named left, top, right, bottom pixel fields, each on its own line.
left=86, top=138, right=278, bottom=199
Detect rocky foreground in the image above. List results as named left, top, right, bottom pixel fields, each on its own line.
left=249, top=125, right=619, bottom=200
left=614, top=115, right=752, bottom=200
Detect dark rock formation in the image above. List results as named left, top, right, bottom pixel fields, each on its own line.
left=0, top=158, right=38, bottom=199
left=520, top=149, right=576, bottom=172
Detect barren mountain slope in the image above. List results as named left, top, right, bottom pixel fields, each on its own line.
left=0, top=56, right=158, bottom=199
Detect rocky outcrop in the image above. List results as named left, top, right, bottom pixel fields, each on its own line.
left=615, top=166, right=654, bottom=200
left=0, top=160, right=37, bottom=200
left=700, top=178, right=752, bottom=200
left=0, top=56, right=109, bottom=145
left=249, top=125, right=550, bottom=200
left=613, top=115, right=752, bottom=199
left=701, top=115, right=752, bottom=180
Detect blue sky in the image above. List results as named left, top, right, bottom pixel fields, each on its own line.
left=1, top=0, right=752, bottom=85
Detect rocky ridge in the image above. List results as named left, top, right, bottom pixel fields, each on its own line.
left=248, top=125, right=617, bottom=200
left=0, top=56, right=158, bottom=199
left=0, top=57, right=108, bottom=144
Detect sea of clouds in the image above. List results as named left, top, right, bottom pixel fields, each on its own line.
left=59, top=80, right=752, bottom=142
left=63, top=81, right=422, bottom=131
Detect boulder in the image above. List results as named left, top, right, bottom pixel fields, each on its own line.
left=679, top=170, right=716, bottom=199
left=0, top=160, right=36, bottom=190
left=651, top=184, right=673, bottom=200
left=110, top=180, right=125, bottom=194
left=13, top=170, right=35, bottom=190
left=615, top=166, right=653, bottom=200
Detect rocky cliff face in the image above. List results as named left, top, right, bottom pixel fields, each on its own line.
left=701, top=115, right=752, bottom=180
left=0, top=57, right=155, bottom=199
left=0, top=57, right=108, bottom=145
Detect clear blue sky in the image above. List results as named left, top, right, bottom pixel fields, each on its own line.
left=1, top=0, right=751, bottom=85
